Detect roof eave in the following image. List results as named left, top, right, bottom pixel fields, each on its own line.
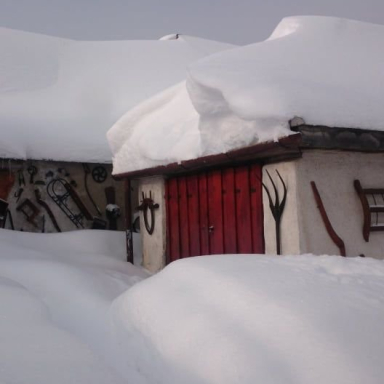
left=112, top=133, right=303, bottom=180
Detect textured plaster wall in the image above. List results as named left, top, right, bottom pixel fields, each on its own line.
left=263, top=151, right=384, bottom=259
left=138, top=176, right=166, bottom=273
left=263, top=160, right=301, bottom=255
left=2, top=160, right=125, bottom=233
left=296, top=150, right=384, bottom=259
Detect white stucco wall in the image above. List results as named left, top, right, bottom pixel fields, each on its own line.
left=296, top=150, right=384, bottom=259
left=138, top=176, right=166, bottom=273
left=264, top=150, right=384, bottom=259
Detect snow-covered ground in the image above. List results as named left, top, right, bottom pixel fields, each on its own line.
left=1, top=228, right=384, bottom=384
left=0, top=229, right=149, bottom=384
left=108, top=16, right=384, bottom=174
left=112, top=254, right=384, bottom=384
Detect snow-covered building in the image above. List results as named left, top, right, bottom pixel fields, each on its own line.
left=0, top=27, right=233, bottom=233
left=108, top=16, right=384, bottom=271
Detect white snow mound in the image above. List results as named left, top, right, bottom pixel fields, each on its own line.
left=0, top=28, right=234, bottom=163
left=110, top=254, right=384, bottom=384
left=0, top=228, right=149, bottom=384
left=108, top=16, right=384, bottom=174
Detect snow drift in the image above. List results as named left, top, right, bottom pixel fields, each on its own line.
left=0, top=229, right=149, bottom=384
left=110, top=254, right=384, bottom=384
left=108, top=16, right=384, bottom=175
left=0, top=28, right=233, bottom=162
left=2, top=228, right=384, bottom=384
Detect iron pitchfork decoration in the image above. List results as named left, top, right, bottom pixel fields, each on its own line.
left=136, top=191, right=159, bottom=235
left=258, top=169, right=287, bottom=255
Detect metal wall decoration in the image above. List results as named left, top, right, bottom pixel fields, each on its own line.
left=0, top=199, right=9, bottom=228
left=27, top=165, right=37, bottom=184
left=258, top=169, right=287, bottom=255
left=14, top=188, right=24, bottom=203
left=83, top=164, right=102, bottom=216
left=311, top=181, right=346, bottom=257
left=58, top=167, right=77, bottom=187
left=47, top=178, right=92, bottom=228
left=92, top=166, right=108, bottom=183
left=354, top=179, right=384, bottom=242
left=35, top=189, right=61, bottom=232
left=16, top=198, right=40, bottom=228
left=137, top=191, right=159, bottom=235
left=17, top=170, right=25, bottom=186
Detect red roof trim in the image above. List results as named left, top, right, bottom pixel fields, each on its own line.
left=112, top=133, right=302, bottom=180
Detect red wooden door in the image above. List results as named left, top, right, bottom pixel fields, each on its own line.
left=166, top=165, right=264, bottom=262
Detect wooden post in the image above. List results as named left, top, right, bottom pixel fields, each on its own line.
left=125, top=178, right=134, bottom=263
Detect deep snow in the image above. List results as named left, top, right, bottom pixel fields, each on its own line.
left=111, top=254, right=384, bottom=384
left=0, top=28, right=234, bottom=163
left=108, top=16, right=384, bottom=175
left=2, top=229, right=384, bottom=384
left=0, top=229, right=149, bottom=384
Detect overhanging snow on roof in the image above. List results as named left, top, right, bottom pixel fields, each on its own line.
left=108, top=16, right=384, bottom=177
left=0, top=28, right=234, bottom=163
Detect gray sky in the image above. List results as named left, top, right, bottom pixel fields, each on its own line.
left=1, top=0, right=384, bottom=44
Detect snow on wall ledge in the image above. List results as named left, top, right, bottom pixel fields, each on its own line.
left=0, top=28, right=233, bottom=163
left=108, top=16, right=384, bottom=175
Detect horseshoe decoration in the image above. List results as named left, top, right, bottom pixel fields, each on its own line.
left=136, top=191, right=159, bottom=235
left=92, top=166, right=108, bottom=183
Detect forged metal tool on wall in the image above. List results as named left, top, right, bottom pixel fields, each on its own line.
left=92, top=166, right=108, bottom=183
left=14, top=188, right=24, bottom=203
left=311, top=181, right=346, bottom=256
left=17, top=170, right=25, bottom=186
left=259, top=169, right=287, bottom=255
left=27, top=166, right=37, bottom=184
left=47, top=178, right=92, bottom=228
left=137, top=191, right=159, bottom=235
left=57, top=168, right=77, bottom=188
left=0, top=199, right=9, bottom=228
left=16, top=198, right=40, bottom=228
left=82, top=164, right=102, bottom=216
left=35, top=189, right=61, bottom=232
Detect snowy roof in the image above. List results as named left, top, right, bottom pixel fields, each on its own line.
left=108, top=16, right=384, bottom=175
left=0, top=28, right=234, bottom=163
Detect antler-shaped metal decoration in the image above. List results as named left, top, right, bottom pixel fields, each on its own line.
left=259, top=169, right=287, bottom=255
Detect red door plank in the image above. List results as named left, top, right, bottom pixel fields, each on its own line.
left=178, top=177, right=190, bottom=258
left=207, top=170, right=224, bottom=254
left=198, top=173, right=209, bottom=255
left=187, top=175, right=201, bottom=256
left=167, top=178, right=180, bottom=262
left=222, top=168, right=237, bottom=254
left=235, top=166, right=253, bottom=253
left=250, top=164, right=264, bottom=253
left=165, top=179, right=171, bottom=263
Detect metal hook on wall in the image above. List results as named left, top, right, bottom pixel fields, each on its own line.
left=258, top=169, right=287, bottom=255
